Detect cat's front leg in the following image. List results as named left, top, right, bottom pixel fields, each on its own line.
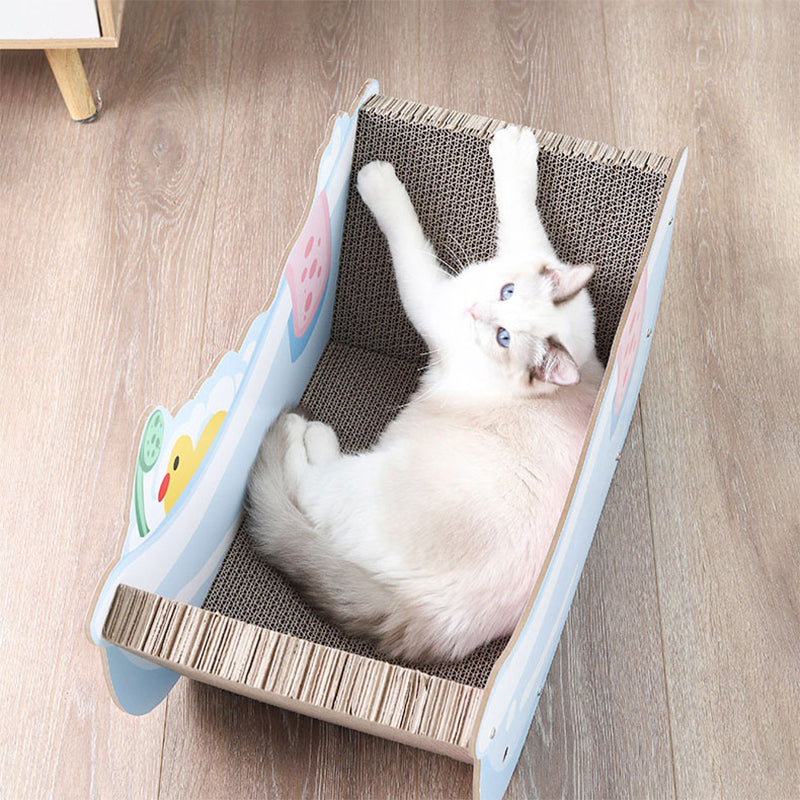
left=357, top=161, right=421, bottom=239
left=357, top=161, right=448, bottom=346
left=490, top=125, right=555, bottom=259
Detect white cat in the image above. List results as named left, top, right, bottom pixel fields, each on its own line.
left=246, top=125, right=604, bottom=662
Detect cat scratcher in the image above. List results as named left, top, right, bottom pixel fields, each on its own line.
left=88, top=81, right=687, bottom=799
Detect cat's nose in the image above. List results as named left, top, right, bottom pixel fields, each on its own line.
left=468, top=303, right=479, bottom=320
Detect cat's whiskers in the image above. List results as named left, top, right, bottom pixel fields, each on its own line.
left=445, top=231, right=471, bottom=271
left=399, top=352, right=442, bottom=410
left=438, top=242, right=466, bottom=275
left=405, top=243, right=458, bottom=274
left=405, top=383, right=437, bottom=405
left=437, top=245, right=462, bottom=274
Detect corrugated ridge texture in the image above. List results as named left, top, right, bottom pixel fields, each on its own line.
left=105, top=585, right=482, bottom=754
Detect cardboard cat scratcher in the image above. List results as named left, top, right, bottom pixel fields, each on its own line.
left=88, top=81, right=687, bottom=799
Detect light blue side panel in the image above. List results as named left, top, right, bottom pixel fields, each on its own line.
left=474, top=150, right=687, bottom=800
left=89, top=81, right=380, bottom=716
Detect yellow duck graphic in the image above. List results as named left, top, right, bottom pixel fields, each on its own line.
left=157, top=410, right=227, bottom=514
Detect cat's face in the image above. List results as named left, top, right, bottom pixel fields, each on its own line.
left=448, top=258, right=594, bottom=396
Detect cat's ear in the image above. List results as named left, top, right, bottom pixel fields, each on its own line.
left=542, top=263, right=595, bottom=303
left=530, top=340, right=580, bottom=386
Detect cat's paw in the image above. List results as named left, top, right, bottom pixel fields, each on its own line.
left=281, top=411, right=308, bottom=442
left=251, top=410, right=308, bottom=491
left=490, top=125, right=540, bottom=182
left=277, top=412, right=313, bottom=485
left=357, top=161, right=410, bottom=222
left=303, top=421, right=340, bottom=466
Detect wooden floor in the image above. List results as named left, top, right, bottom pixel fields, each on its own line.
left=1, top=2, right=798, bottom=798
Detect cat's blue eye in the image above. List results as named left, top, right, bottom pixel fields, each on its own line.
left=496, top=328, right=511, bottom=348
left=500, top=283, right=515, bottom=301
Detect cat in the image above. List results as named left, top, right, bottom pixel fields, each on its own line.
left=246, top=125, right=604, bottom=663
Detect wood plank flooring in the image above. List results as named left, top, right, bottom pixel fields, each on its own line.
left=0, top=2, right=797, bottom=798
left=604, top=4, right=800, bottom=798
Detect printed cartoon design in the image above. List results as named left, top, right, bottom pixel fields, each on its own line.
left=286, top=191, right=331, bottom=361
left=158, top=410, right=227, bottom=514
left=614, top=262, right=648, bottom=414
left=127, top=376, right=240, bottom=550
left=134, top=409, right=165, bottom=537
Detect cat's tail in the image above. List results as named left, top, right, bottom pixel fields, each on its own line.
left=244, top=411, right=394, bottom=638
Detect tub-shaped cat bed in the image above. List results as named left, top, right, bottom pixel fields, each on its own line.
left=89, top=81, right=686, bottom=800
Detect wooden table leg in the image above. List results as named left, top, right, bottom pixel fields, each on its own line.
left=44, top=48, right=97, bottom=122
